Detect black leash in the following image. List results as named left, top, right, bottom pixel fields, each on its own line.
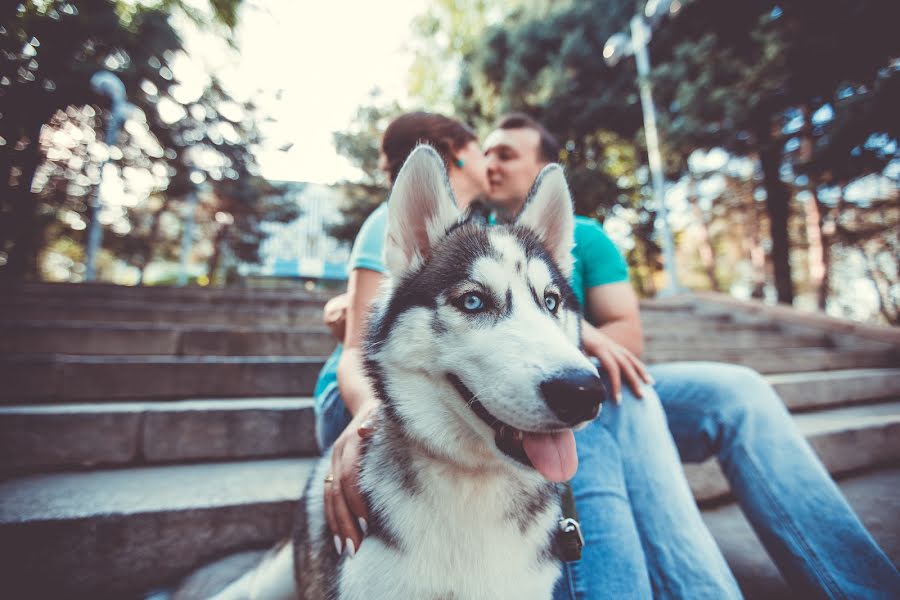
left=557, top=482, right=584, bottom=562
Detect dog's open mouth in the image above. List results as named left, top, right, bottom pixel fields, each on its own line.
left=447, top=373, right=577, bottom=482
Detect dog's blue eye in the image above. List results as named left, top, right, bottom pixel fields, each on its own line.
left=460, top=292, right=485, bottom=313
left=544, top=293, right=559, bottom=313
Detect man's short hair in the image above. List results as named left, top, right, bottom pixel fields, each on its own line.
left=495, top=113, right=561, bottom=164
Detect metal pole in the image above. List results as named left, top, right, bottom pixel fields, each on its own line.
left=177, top=185, right=199, bottom=287
left=631, top=16, right=682, bottom=294
left=84, top=113, right=122, bottom=282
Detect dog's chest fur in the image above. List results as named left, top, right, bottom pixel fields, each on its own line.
left=336, top=429, right=563, bottom=600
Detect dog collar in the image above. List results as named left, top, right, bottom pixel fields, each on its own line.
left=557, top=483, right=584, bottom=562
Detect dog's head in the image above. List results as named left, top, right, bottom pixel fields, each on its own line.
left=365, top=145, right=607, bottom=481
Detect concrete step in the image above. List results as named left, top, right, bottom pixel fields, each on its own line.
left=4, top=281, right=334, bottom=304
left=770, top=368, right=900, bottom=411
left=0, top=295, right=331, bottom=314
left=9, top=393, right=889, bottom=497
left=645, top=347, right=897, bottom=374
left=685, top=401, right=900, bottom=502
left=0, top=398, right=318, bottom=473
left=0, top=321, right=337, bottom=357
left=3, top=319, right=884, bottom=361
left=639, top=298, right=697, bottom=312
left=688, top=292, right=900, bottom=347
left=6, top=350, right=893, bottom=406
left=3, top=367, right=896, bottom=471
left=645, top=330, right=831, bottom=350
left=640, top=311, right=736, bottom=326
left=0, top=355, right=326, bottom=402
left=1, top=458, right=896, bottom=598
left=0, top=458, right=312, bottom=598
left=0, top=297, right=326, bottom=327
left=4, top=321, right=825, bottom=358
left=704, top=467, right=900, bottom=599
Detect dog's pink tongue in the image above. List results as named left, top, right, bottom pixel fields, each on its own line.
left=522, top=430, right=578, bottom=482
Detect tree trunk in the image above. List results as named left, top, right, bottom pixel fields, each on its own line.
left=1, top=125, right=45, bottom=283
left=756, top=125, right=794, bottom=304
left=206, top=224, right=229, bottom=286
left=798, top=105, right=829, bottom=311
left=803, top=188, right=829, bottom=310
left=687, top=180, right=720, bottom=291
left=739, top=200, right=767, bottom=299
left=0, top=127, right=16, bottom=252
left=861, top=242, right=899, bottom=325
left=136, top=196, right=173, bottom=284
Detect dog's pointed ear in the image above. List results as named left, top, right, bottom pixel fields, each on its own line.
left=384, top=145, right=460, bottom=277
left=515, top=164, right=575, bottom=277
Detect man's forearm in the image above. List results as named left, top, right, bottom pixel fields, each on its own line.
left=583, top=282, right=645, bottom=358
left=586, top=319, right=644, bottom=357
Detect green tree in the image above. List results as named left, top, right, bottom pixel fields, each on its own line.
left=455, top=0, right=667, bottom=292
left=408, top=0, right=528, bottom=112
left=648, top=0, right=899, bottom=304
left=0, top=0, right=293, bottom=285
left=327, top=93, right=401, bottom=244
left=459, top=0, right=899, bottom=305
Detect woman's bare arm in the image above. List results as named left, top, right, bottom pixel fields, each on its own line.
left=336, top=269, right=384, bottom=415
left=323, top=268, right=384, bottom=557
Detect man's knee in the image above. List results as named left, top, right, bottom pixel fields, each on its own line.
left=598, top=382, right=670, bottom=438
left=692, top=363, right=789, bottom=429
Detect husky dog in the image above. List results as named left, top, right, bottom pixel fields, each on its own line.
left=179, top=145, right=607, bottom=600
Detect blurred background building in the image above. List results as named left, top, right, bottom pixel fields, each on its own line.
left=239, top=182, right=350, bottom=285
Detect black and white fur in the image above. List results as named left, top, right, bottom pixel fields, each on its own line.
left=180, top=146, right=606, bottom=600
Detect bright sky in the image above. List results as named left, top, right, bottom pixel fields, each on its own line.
left=177, top=0, right=429, bottom=184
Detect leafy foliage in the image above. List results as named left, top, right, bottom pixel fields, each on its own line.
left=327, top=94, right=401, bottom=244
left=0, top=0, right=298, bottom=283
left=456, top=0, right=899, bottom=306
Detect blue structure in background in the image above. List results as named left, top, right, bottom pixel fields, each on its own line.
left=269, top=256, right=348, bottom=281
left=241, top=182, right=351, bottom=283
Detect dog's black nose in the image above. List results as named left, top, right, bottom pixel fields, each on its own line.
left=540, top=370, right=607, bottom=425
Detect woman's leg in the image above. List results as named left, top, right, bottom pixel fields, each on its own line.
left=314, top=382, right=352, bottom=452
left=650, top=361, right=900, bottom=599
left=598, top=384, right=742, bottom=599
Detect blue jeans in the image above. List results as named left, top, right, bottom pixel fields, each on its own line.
left=648, top=362, right=899, bottom=599
left=553, top=376, right=741, bottom=600
left=315, top=381, right=352, bottom=453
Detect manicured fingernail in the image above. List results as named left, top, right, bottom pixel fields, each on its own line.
left=345, top=538, right=356, bottom=558
left=333, top=535, right=342, bottom=556
left=358, top=419, right=377, bottom=437
left=647, top=375, right=656, bottom=384
left=616, top=392, right=623, bottom=404
left=358, top=517, right=368, bottom=535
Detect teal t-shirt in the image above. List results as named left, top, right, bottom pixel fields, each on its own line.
left=312, top=203, right=629, bottom=406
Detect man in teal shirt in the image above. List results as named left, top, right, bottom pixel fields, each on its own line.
left=481, top=113, right=897, bottom=599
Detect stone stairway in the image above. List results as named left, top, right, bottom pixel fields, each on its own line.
left=0, top=284, right=897, bottom=598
